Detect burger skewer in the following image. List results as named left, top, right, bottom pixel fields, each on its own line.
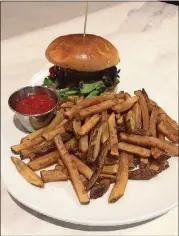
left=83, top=1, right=89, bottom=37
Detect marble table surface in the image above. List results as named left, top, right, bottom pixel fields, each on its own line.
left=1, top=2, right=178, bottom=235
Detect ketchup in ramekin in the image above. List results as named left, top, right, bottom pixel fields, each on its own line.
left=15, top=94, right=56, bottom=115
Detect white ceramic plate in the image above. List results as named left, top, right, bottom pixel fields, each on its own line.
left=1, top=68, right=178, bottom=226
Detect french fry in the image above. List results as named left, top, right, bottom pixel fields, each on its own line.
left=79, top=135, right=88, bottom=154
left=65, top=137, right=78, bottom=152
left=98, top=174, right=116, bottom=183
left=20, top=140, right=56, bottom=160
left=60, top=102, right=74, bottom=108
left=11, top=136, right=44, bottom=154
left=102, top=164, right=118, bottom=174
left=80, top=174, right=88, bottom=186
left=72, top=119, right=81, bottom=138
left=134, top=90, right=150, bottom=131
left=80, top=100, right=117, bottom=119
left=78, top=114, right=100, bottom=135
left=57, top=158, right=65, bottom=167
left=141, top=88, right=153, bottom=114
left=54, top=134, right=89, bottom=204
left=151, top=147, right=170, bottom=160
left=125, top=110, right=136, bottom=132
left=75, top=96, right=85, bottom=104
left=67, top=96, right=79, bottom=102
left=87, top=123, right=103, bottom=163
left=119, top=133, right=179, bottom=156
left=112, top=96, right=138, bottom=113
left=101, top=111, right=109, bottom=143
left=133, top=102, right=142, bottom=130
left=118, top=142, right=151, bottom=158
left=70, top=155, right=93, bottom=179
left=11, top=157, right=44, bottom=188
left=158, top=132, right=165, bottom=140
left=104, top=156, right=119, bottom=165
left=42, top=123, right=67, bottom=141
left=28, top=151, right=59, bottom=171
left=87, top=140, right=109, bottom=190
left=158, top=120, right=178, bottom=143
left=149, top=106, right=159, bottom=137
left=21, top=128, right=44, bottom=143
left=65, top=94, right=118, bottom=120
left=40, top=170, right=68, bottom=183
left=109, top=151, right=129, bottom=203
left=43, top=109, right=65, bottom=134
left=108, top=113, right=119, bottom=157
left=125, top=92, right=131, bottom=99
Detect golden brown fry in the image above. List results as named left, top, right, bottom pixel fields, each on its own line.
left=42, top=122, right=67, bottom=141
left=60, top=102, right=74, bottom=108
left=87, top=123, right=103, bottom=163
left=158, top=133, right=165, bottom=140
left=67, top=96, right=79, bottom=102
left=40, top=170, right=68, bottom=183
left=125, top=92, right=131, bottom=99
left=65, top=94, right=117, bottom=120
left=101, top=111, right=109, bottom=144
left=80, top=100, right=117, bottom=119
left=133, top=102, right=142, bottom=130
left=125, top=110, right=136, bottom=132
left=109, top=151, right=129, bottom=203
left=112, top=96, right=138, bottom=113
left=79, top=134, right=88, bottom=154
left=72, top=119, right=81, bottom=138
left=65, top=137, right=78, bottom=152
left=71, top=155, right=93, bottom=179
left=118, top=142, right=151, bottom=157
left=149, top=106, right=159, bottom=137
left=20, top=140, right=56, bottom=160
left=11, top=136, right=44, bottom=154
left=80, top=174, right=88, bottom=186
left=78, top=114, right=100, bottom=135
left=158, top=120, right=178, bottom=143
left=43, top=109, right=65, bottom=134
left=57, top=158, right=65, bottom=167
left=134, top=90, right=150, bottom=131
left=141, top=88, right=153, bottom=114
left=75, top=96, right=85, bottom=104
left=21, top=128, right=44, bottom=143
left=54, top=135, right=89, bottom=204
left=108, top=113, right=119, bottom=156
left=102, top=164, right=118, bottom=174
left=11, top=157, right=44, bottom=188
left=28, top=150, right=59, bottom=171
left=119, top=132, right=179, bottom=156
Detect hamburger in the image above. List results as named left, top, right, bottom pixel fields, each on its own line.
left=43, top=34, right=120, bottom=99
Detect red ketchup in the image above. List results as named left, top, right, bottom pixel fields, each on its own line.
left=15, top=94, right=56, bottom=115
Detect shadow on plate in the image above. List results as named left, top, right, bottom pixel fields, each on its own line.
left=13, top=114, right=29, bottom=134
left=9, top=193, right=167, bottom=231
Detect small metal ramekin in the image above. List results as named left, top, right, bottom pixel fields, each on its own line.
left=8, top=86, right=59, bottom=132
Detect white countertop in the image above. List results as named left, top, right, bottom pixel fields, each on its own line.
left=1, top=2, right=178, bottom=235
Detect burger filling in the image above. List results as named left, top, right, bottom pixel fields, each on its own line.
left=42, top=66, right=120, bottom=99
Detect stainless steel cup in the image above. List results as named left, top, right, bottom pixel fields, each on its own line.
left=8, top=86, right=59, bottom=132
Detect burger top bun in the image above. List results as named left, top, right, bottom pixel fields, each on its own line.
left=45, top=34, right=120, bottom=72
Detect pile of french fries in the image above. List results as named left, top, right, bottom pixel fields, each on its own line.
left=11, top=89, right=179, bottom=204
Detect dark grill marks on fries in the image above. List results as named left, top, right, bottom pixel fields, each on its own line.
left=109, top=151, right=129, bottom=203
left=54, top=134, right=90, bottom=204
left=10, top=89, right=178, bottom=204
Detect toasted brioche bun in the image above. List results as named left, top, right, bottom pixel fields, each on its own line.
left=45, top=34, right=120, bottom=72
